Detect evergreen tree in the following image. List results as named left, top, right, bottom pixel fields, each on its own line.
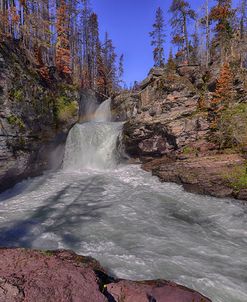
left=210, top=0, right=235, bottom=62
left=102, top=32, right=117, bottom=95
left=210, top=62, right=233, bottom=129
left=199, top=0, right=211, bottom=68
left=0, top=1, right=123, bottom=94
left=240, top=0, right=247, bottom=39
left=88, top=12, right=100, bottom=89
left=167, top=49, right=176, bottom=71
left=169, top=0, right=196, bottom=63
left=239, top=0, right=247, bottom=67
left=118, top=54, right=124, bottom=84
left=191, top=21, right=199, bottom=63
left=56, top=0, right=71, bottom=75
left=149, top=7, right=165, bottom=67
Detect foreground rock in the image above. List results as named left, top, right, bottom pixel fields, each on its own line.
left=142, top=154, right=247, bottom=201
left=0, top=248, right=211, bottom=302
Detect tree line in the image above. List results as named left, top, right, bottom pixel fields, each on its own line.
left=0, top=0, right=123, bottom=96
left=150, top=0, right=247, bottom=69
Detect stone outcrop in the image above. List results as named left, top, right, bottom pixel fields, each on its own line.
left=115, top=71, right=211, bottom=160
left=113, top=67, right=247, bottom=200
left=0, top=248, right=212, bottom=302
left=142, top=154, right=247, bottom=201
left=0, top=41, right=79, bottom=192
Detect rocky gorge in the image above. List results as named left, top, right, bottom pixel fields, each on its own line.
left=0, top=42, right=246, bottom=302
left=112, top=65, right=247, bottom=202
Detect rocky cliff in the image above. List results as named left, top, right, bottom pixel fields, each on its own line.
left=0, top=41, right=79, bottom=192
left=112, top=66, right=247, bottom=201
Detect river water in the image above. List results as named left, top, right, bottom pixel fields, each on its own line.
left=0, top=100, right=246, bottom=302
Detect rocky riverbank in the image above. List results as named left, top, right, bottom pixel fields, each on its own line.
left=142, top=154, right=247, bottom=201
left=112, top=66, right=247, bottom=201
left=0, top=248, right=211, bottom=302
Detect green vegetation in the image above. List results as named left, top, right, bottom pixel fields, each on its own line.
left=40, top=250, right=54, bottom=257
left=9, top=88, right=24, bottom=102
left=225, top=164, right=247, bottom=191
left=7, top=115, right=25, bottom=129
left=215, top=103, right=247, bottom=149
left=55, top=96, right=78, bottom=123
left=182, top=146, right=198, bottom=155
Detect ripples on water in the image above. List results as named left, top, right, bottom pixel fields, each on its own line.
left=0, top=165, right=246, bottom=302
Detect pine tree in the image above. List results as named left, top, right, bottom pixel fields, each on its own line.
left=191, top=21, right=199, bottom=63
left=102, top=32, right=117, bottom=95
left=169, top=0, right=196, bottom=63
left=56, top=0, right=71, bottom=75
left=199, top=0, right=211, bottom=68
left=210, top=0, right=235, bottom=62
left=149, top=7, right=165, bottom=67
left=167, top=49, right=176, bottom=71
left=88, top=12, right=100, bottom=89
left=239, top=0, right=247, bottom=67
left=96, top=42, right=107, bottom=95
left=240, top=0, right=247, bottom=39
left=118, top=54, right=124, bottom=84
left=0, top=0, right=121, bottom=93
left=210, top=62, right=233, bottom=129
left=80, top=0, right=92, bottom=87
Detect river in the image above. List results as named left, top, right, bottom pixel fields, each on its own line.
left=0, top=100, right=246, bottom=302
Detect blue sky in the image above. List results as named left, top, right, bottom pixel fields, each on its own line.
left=91, top=0, right=239, bottom=86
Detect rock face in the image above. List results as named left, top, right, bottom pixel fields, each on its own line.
left=115, top=71, right=211, bottom=160
left=142, top=154, right=247, bottom=200
left=113, top=67, right=247, bottom=200
left=0, top=248, right=212, bottom=302
left=0, top=42, right=79, bottom=192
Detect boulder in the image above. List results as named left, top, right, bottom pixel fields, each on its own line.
left=0, top=248, right=212, bottom=302
left=106, top=280, right=211, bottom=302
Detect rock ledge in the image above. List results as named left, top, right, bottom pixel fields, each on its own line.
left=0, top=248, right=212, bottom=302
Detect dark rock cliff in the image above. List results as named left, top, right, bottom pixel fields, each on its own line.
left=0, top=42, right=79, bottom=192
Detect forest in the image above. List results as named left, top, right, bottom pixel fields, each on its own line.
left=0, top=2, right=247, bottom=302
left=150, top=0, right=247, bottom=68
left=0, top=0, right=124, bottom=97
left=1, top=0, right=247, bottom=89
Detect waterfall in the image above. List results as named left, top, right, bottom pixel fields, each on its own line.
left=63, top=98, right=122, bottom=170
left=93, top=98, right=112, bottom=122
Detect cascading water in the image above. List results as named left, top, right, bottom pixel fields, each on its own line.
left=0, top=99, right=246, bottom=302
left=63, top=98, right=122, bottom=170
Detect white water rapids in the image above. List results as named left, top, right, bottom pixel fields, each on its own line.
left=0, top=99, right=246, bottom=302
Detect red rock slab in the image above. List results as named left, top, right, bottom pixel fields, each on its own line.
left=106, top=280, right=212, bottom=302
left=0, top=248, right=107, bottom=302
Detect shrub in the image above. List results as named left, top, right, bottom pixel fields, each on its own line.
left=225, top=164, right=247, bottom=191
left=7, top=115, right=25, bottom=129
left=9, top=88, right=24, bottom=102
left=55, top=96, right=78, bottom=123
left=213, top=103, right=247, bottom=149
